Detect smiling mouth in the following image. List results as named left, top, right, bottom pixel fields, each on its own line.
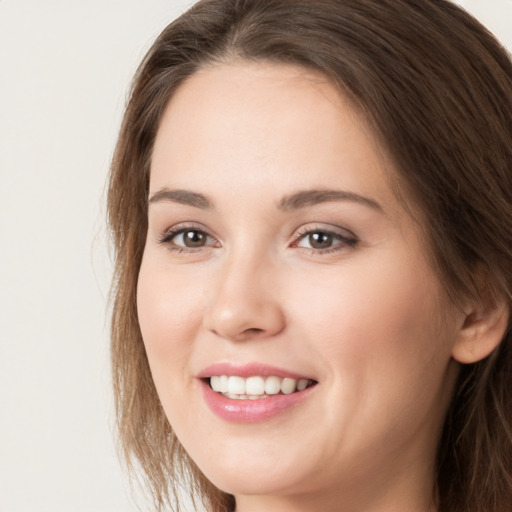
left=207, top=375, right=317, bottom=400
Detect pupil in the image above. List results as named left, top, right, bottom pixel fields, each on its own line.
left=310, top=232, right=332, bottom=248
left=184, top=230, right=205, bottom=247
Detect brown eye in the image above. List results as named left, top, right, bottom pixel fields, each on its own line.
left=172, top=229, right=210, bottom=248
left=160, top=227, right=218, bottom=251
left=181, top=230, right=207, bottom=247
left=295, top=228, right=358, bottom=253
left=308, top=232, right=333, bottom=249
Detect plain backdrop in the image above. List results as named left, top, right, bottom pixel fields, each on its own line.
left=0, top=1, right=510, bottom=511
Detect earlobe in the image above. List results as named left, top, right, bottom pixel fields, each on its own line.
left=451, top=296, right=509, bottom=364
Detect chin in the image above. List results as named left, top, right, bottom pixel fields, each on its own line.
left=206, top=469, right=297, bottom=497
left=189, top=446, right=310, bottom=497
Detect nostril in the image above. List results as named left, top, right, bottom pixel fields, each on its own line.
left=237, top=327, right=267, bottom=339
left=206, top=302, right=286, bottom=341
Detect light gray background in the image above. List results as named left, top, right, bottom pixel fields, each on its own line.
left=0, top=1, right=510, bottom=511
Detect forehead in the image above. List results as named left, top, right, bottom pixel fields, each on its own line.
left=150, top=61, right=401, bottom=218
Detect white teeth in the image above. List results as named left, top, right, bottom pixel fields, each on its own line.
left=209, top=375, right=314, bottom=399
left=218, top=375, right=229, bottom=393
left=227, top=376, right=245, bottom=395
left=210, top=376, right=222, bottom=392
left=297, top=379, right=309, bottom=391
left=246, top=376, right=265, bottom=395
left=224, top=393, right=270, bottom=400
left=264, top=376, right=281, bottom=395
left=281, top=378, right=297, bottom=395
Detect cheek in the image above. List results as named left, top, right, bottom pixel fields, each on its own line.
left=136, top=255, right=206, bottom=379
left=289, top=248, right=455, bottom=404
left=284, top=251, right=457, bottom=466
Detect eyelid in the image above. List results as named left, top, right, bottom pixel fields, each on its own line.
left=157, top=222, right=220, bottom=251
left=291, top=223, right=358, bottom=253
left=156, top=221, right=357, bottom=255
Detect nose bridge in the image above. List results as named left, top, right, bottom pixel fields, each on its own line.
left=205, top=239, right=284, bottom=341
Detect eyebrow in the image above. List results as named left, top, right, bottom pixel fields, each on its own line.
left=148, top=188, right=213, bottom=209
left=278, top=189, right=383, bottom=212
left=148, top=187, right=382, bottom=212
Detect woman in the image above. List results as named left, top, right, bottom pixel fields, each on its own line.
left=107, top=1, right=512, bottom=511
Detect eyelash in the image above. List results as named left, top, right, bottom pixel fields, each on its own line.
left=157, top=224, right=219, bottom=254
left=157, top=224, right=358, bottom=255
left=291, top=225, right=358, bottom=254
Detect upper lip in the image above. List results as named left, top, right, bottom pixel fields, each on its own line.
left=197, top=362, right=315, bottom=381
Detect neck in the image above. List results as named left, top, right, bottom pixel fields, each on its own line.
left=235, top=486, right=437, bottom=512
left=234, top=450, right=438, bottom=512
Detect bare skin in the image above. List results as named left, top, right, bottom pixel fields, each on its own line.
left=137, top=62, right=506, bottom=511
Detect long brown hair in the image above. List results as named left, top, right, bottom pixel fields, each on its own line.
left=107, top=1, right=512, bottom=510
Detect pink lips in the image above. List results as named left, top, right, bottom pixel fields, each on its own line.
left=198, top=363, right=317, bottom=424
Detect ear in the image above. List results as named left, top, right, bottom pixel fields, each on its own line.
left=451, top=290, right=509, bottom=364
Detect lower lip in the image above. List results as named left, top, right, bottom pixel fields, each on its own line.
left=200, top=380, right=316, bottom=423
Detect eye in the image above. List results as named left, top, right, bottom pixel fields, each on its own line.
left=173, top=229, right=210, bottom=248
left=294, top=227, right=358, bottom=253
left=158, top=225, right=219, bottom=252
left=302, top=231, right=335, bottom=249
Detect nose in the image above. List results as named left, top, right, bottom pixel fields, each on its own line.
left=203, top=252, right=286, bottom=342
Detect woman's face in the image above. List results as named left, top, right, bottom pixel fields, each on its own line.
left=138, top=62, right=463, bottom=509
